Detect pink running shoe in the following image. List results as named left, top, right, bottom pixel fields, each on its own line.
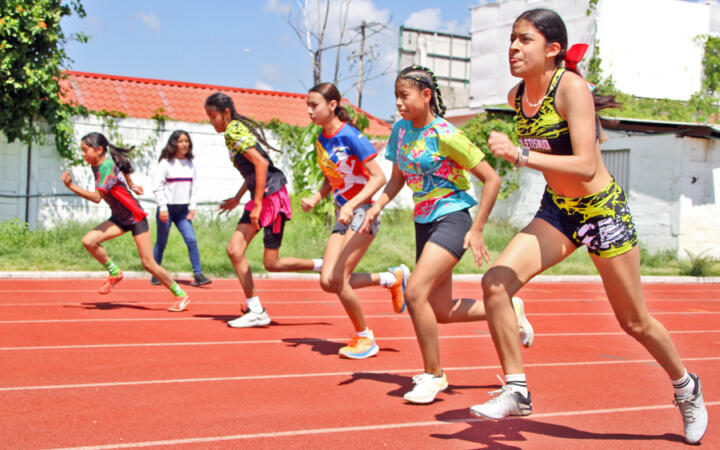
left=99, top=271, right=123, bottom=295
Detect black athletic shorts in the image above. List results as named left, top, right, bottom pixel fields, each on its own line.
left=238, top=210, right=287, bottom=250
left=108, top=217, right=149, bottom=236
left=414, top=209, right=472, bottom=261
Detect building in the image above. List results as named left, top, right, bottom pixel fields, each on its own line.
left=0, top=72, right=392, bottom=229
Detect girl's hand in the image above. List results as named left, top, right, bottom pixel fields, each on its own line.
left=159, top=210, right=170, bottom=223
left=130, top=184, right=144, bottom=195
left=463, top=229, right=490, bottom=268
left=186, top=209, right=196, bottom=221
left=218, top=196, right=240, bottom=215
left=337, top=203, right=353, bottom=225
left=301, top=196, right=317, bottom=212
left=488, top=130, right=518, bottom=164
left=359, top=204, right=381, bottom=234
left=61, top=171, right=73, bottom=187
left=249, top=204, right=262, bottom=230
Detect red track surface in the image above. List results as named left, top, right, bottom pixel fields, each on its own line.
left=1, top=278, right=718, bottom=449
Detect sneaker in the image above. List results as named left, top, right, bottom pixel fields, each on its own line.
left=99, top=271, right=123, bottom=295
left=511, top=297, right=534, bottom=348
left=192, top=273, right=212, bottom=287
left=227, top=309, right=271, bottom=328
left=388, top=264, right=410, bottom=313
left=470, top=379, right=533, bottom=420
left=674, top=373, right=708, bottom=444
left=338, top=332, right=379, bottom=359
left=403, top=372, right=449, bottom=404
left=168, top=296, right=190, bottom=312
left=150, top=276, right=160, bottom=285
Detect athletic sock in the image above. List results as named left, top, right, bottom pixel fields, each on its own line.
left=247, top=296, right=263, bottom=313
left=356, top=327, right=371, bottom=338
left=379, top=271, right=397, bottom=287
left=312, top=258, right=323, bottom=272
left=672, top=369, right=695, bottom=398
left=169, top=282, right=186, bottom=298
left=103, top=259, right=120, bottom=277
left=505, top=373, right=528, bottom=397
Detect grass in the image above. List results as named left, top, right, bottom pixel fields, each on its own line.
left=1, top=199, right=717, bottom=277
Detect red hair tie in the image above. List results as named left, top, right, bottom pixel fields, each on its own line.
left=564, top=43, right=589, bottom=71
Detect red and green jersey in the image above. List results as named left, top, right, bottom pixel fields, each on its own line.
left=93, top=159, right=147, bottom=225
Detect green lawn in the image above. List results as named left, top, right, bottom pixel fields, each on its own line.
left=1, top=199, right=717, bottom=277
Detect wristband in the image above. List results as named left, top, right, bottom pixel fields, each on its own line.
left=515, top=146, right=529, bottom=167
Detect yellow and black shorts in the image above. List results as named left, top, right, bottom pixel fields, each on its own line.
left=535, top=180, right=638, bottom=258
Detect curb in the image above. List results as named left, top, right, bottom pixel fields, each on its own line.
left=0, top=271, right=718, bottom=284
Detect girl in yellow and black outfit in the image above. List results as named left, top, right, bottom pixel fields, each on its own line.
left=469, top=8, right=707, bottom=445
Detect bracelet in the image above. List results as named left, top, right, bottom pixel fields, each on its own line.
left=514, top=146, right=529, bottom=167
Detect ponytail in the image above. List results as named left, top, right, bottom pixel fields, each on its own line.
left=204, top=92, right=280, bottom=152
left=309, top=82, right=356, bottom=127
left=396, top=65, right=447, bottom=117
left=81, top=132, right=135, bottom=174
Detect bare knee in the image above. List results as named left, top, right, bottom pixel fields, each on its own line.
left=226, top=242, right=243, bottom=261
left=141, top=257, right=156, bottom=273
left=481, top=268, right=513, bottom=308
left=618, top=315, right=652, bottom=340
left=263, top=254, right=281, bottom=272
left=435, top=308, right=452, bottom=324
left=319, top=274, right=342, bottom=294
left=81, top=235, right=98, bottom=251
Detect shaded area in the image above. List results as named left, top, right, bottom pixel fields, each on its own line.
left=339, top=372, right=495, bottom=400
left=64, top=302, right=158, bottom=311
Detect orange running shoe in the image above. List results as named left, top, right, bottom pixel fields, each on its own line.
left=98, top=271, right=123, bottom=295
left=168, top=296, right=190, bottom=312
left=388, top=264, right=410, bottom=313
left=339, top=331, right=379, bottom=359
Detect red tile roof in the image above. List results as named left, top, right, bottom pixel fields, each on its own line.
left=59, top=71, right=392, bottom=136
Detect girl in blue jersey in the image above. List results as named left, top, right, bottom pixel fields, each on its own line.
left=303, top=82, right=410, bottom=359
left=362, top=66, right=531, bottom=404
left=469, top=9, right=707, bottom=445
left=204, top=92, right=322, bottom=328
left=61, top=132, right=189, bottom=311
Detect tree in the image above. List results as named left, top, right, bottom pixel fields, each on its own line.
left=280, top=0, right=392, bottom=101
left=0, top=0, right=87, bottom=161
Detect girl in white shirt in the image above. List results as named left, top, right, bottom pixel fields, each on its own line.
left=152, top=130, right=211, bottom=286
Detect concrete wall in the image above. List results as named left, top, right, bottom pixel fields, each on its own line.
left=0, top=116, right=412, bottom=230
left=470, top=0, right=713, bottom=106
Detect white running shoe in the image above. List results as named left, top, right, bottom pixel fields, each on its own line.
left=511, top=297, right=534, bottom=348
left=470, top=378, right=532, bottom=420
left=674, top=373, right=708, bottom=444
left=403, top=372, right=448, bottom=404
left=227, top=309, right=271, bottom=328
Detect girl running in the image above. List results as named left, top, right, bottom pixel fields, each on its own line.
left=204, top=92, right=322, bottom=328
left=362, top=66, right=532, bottom=404
left=151, top=130, right=211, bottom=287
left=61, top=132, right=190, bottom=312
left=469, top=9, right=707, bottom=445
left=303, top=82, right=410, bottom=359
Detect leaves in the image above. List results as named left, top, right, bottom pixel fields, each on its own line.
left=0, top=0, right=87, bottom=160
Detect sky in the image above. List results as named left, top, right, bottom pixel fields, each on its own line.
left=60, top=0, right=714, bottom=122
left=60, top=0, right=482, bottom=122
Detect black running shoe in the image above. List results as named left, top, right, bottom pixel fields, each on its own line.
left=192, top=273, right=212, bottom=286
left=150, top=276, right=161, bottom=285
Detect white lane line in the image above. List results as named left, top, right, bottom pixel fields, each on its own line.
left=51, top=401, right=720, bottom=449
left=3, top=356, right=718, bottom=392
left=3, top=329, right=719, bottom=351
left=1, top=311, right=718, bottom=324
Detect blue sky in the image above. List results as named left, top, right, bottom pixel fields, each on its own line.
left=60, top=0, right=714, bottom=121
left=61, top=0, right=480, bottom=121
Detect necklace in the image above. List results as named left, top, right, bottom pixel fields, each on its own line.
left=523, top=89, right=544, bottom=107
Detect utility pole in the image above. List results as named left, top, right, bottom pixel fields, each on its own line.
left=356, top=21, right=366, bottom=108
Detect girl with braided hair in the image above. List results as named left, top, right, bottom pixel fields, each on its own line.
left=361, top=66, right=533, bottom=404
left=205, top=92, right=322, bottom=328
left=469, top=9, right=707, bottom=445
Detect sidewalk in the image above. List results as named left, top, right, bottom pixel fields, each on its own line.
left=1, top=271, right=719, bottom=283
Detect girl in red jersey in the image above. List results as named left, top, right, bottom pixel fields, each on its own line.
left=61, top=132, right=190, bottom=311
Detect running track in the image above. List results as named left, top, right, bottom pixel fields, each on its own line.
left=1, top=277, right=718, bottom=449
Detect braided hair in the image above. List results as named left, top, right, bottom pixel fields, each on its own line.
left=396, top=65, right=447, bottom=118
left=204, top=92, right=280, bottom=152
left=81, top=132, right=135, bottom=174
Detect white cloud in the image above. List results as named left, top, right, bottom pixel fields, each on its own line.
left=136, top=12, right=160, bottom=33
left=404, top=8, right=443, bottom=30
left=254, top=80, right=274, bottom=91
left=260, top=64, right=283, bottom=82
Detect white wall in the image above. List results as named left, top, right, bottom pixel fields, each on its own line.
left=470, top=0, right=712, bottom=106
left=0, top=116, right=412, bottom=230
